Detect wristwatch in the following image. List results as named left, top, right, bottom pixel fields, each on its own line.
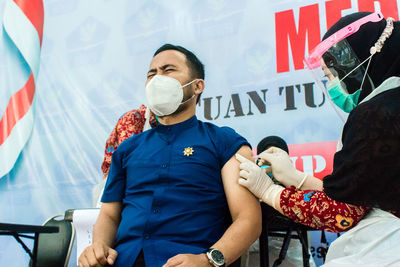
left=206, top=248, right=225, bottom=267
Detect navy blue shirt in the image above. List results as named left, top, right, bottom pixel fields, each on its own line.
left=102, top=116, right=250, bottom=266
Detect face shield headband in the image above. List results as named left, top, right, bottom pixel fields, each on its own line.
left=304, top=12, right=384, bottom=70
left=304, top=12, right=395, bottom=121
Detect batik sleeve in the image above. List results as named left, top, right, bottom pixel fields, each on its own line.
left=279, top=186, right=370, bottom=233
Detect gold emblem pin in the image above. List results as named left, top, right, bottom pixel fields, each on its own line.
left=183, top=147, right=194, bottom=156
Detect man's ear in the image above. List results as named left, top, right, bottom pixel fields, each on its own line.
left=194, top=79, right=205, bottom=95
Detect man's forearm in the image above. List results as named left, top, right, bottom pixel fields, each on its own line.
left=92, top=203, right=122, bottom=246
left=93, top=213, right=119, bottom=246
left=210, top=216, right=261, bottom=265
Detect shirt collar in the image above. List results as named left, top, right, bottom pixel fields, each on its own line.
left=156, top=115, right=198, bottom=134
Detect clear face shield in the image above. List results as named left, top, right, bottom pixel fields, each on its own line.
left=304, top=12, right=385, bottom=122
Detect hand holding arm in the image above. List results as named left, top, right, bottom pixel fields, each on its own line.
left=236, top=154, right=284, bottom=210
left=258, top=147, right=322, bottom=190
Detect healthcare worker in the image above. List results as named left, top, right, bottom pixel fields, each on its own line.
left=236, top=12, right=400, bottom=266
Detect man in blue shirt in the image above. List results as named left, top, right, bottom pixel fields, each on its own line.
left=78, top=44, right=261, bottom=267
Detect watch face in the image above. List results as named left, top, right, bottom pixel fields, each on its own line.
left=211, top=249, right=225, bottom=265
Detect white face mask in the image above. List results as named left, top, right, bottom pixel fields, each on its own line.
left=145, top=75, right=196, bottom=116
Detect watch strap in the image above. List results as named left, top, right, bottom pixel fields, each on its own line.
left=205, top=248, right=225, bottom=267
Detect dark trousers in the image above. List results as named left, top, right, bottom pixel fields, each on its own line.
left=133, top=250, right=146, bottom=267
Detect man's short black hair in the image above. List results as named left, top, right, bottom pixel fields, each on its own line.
left=154, top=44, right=204, bottom=103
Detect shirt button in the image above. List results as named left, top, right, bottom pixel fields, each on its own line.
left=144, top=234, right=150, bottom=239
left=153, top=208, right=159, bottom=213
left=161, top=164, right=167, bottom=168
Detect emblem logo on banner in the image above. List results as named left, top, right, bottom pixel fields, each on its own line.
left=0, top=0, right=44, bottom=178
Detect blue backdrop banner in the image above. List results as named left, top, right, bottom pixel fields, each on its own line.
left=1, top=0, right=399, bottom=265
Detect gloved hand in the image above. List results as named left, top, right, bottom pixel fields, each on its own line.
left=236, top=154, right=284, bottom=209
left=257, top=147, right=306, bottom=188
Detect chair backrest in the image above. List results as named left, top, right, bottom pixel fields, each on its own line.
left=30, top=214, right=75, bottom=267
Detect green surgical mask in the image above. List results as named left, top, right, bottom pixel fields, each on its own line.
left=327, top=78, right=361, bottom=113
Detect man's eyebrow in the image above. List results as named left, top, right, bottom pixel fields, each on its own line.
left=147, top=64, right=177, bottom=75
left=147, top=68, right=156, bottom=75
left=160, top=64, right=177, bottom=70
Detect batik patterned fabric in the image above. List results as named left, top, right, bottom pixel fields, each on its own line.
left=280, top=186, right=371, bottom=233
left=101, top=105, right=157, bottom=177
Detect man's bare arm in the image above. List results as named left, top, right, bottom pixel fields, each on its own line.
left=93, top=202, right=122, bottom=245
left=212, top=145, right=262, bottom=265
left=78, top=202, right=122, bottom=267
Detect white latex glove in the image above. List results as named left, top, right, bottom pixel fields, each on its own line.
left=236, top=154, right=284, bottom=209
left=257, top=147, right=306, bottom=188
